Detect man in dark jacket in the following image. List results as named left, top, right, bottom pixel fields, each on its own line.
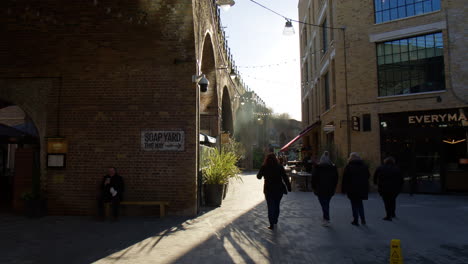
left=374, top=156, right=404, bottom=221
left=97, top=167, right=124, bottom=220
left=342, top=152, right=370, bottom=226
left=311, top=151, right=338, bottom=227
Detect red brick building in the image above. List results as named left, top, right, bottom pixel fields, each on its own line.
left=0, top=0, right=245, bottom=216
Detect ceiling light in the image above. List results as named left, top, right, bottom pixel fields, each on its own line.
left=216, top=0, right=235, bottom=11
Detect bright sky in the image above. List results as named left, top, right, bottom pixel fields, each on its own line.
left=220, top=0, right=301, bottom=121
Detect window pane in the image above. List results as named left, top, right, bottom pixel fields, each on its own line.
left=406, top=0, right=415, bottom=4
left=415, top=2, right=423, bottom=14
left=390, top=8, right=398, bottom=20
left=390, top=0, right=398, bottom=8
left=385, top=55, right=393, bottom=64
left=378, top=56, right=385, bottom=65
left=375, top=0, right=383, bottom=11
left=423, top=0, right=432, bottom=12
left=392, top=40, right=401, bottom=53
left=382, top=10, right=390, bottom=22
left=383, top=0, right=390, bottom=9
left=400, top=39, right=409, bottom=52
left=407, top=4, right=415, bottom=16
left=418, top=49, right=426, bottom=59
left=384, top=44, right=392, bottom=55
left=433, top=0, right=441, bottom=10
left=398, top=0, right=406, bottom=6
left=375, top=11, right=383, bottom=23
left=398, top=6, right=407, bottom=17
left=377, top=44, right=385, bottom=56
left=401, top=52, right=409, bottom=61
left=426, top=47, right=435, bottom=57
left=417, top=36, right=426, bottom=49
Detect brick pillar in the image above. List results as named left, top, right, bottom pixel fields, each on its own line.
left=12, top=148, right=34, bottom=212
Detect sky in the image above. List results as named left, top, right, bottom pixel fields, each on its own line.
left=220, top=0, right=301, bottom=121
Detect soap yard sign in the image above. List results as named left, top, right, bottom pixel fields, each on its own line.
left=141, top=131, right=185, bottom=151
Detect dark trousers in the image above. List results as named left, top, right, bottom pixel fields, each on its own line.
left=382, top=194, right=397, bottom=217
left=97, top=195, right=121, bottom=218
left=265, top=193, right=283, bottom=226
left=350, top=199, right=365, bottom=222
left=318, top=196, right=332, bottom=221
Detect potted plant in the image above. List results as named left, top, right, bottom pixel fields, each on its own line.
left=202, top=148, right=241, bottom=206
left=21, top=191, right=46, bottom=218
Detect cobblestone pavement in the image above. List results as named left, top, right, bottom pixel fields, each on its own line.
left=1, top=172, right=468, bottom=264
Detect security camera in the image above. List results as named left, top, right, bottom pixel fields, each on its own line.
left=198, top=75, right=209, bottom=92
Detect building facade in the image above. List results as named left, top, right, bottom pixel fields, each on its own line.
left=0, top=0, right=251, bottom=216
left=298, top=0, right=467, bottom=193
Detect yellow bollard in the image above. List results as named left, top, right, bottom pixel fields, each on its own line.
left=390, top=239, right=403, bottom=264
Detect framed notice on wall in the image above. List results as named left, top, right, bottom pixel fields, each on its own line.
left=47, top=154, right=66, bottom=168
left=141, top=131, right=185, bottom=151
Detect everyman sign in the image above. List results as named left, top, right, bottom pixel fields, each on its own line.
left=141, top=131, right=185, bottom=151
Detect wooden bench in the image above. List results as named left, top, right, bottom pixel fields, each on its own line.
left=103, top=201, right=169, bottom=218
left=120, top=201, right=169, bottom=218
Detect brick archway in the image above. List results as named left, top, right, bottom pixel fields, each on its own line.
left=221, top=86, right=233, bottom=135
left=200, top=33, right=219, bottom=137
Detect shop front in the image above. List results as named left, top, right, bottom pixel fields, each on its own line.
left=379, top=108, right=468, bottom=193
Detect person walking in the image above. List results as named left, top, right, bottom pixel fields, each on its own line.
left=374, top=156, right=404, bottom=221
left=257, top=153, right=292, bottom=230
left=97, top=167, right=125, bottom=221
left=342, top=152, right=370, bottom=226
left=311, top=151, right=338, bottom=227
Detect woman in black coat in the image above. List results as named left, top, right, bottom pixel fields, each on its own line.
left=311, top=151, right=338, bottom=227
left=342, top=152, right=370, bottom=226
left=257, top=153, right=292, bottom=230
left=374, top=156, right=404, bottom=221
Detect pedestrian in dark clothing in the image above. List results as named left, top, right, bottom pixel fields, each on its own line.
left=311, top=151, right=338, bottom=227
left=257, top=153, right=292, bottom=230
left=374, top=157, right=404, bottom=221
left=342, top=152, right=370, bottom=226
left=97, top=167, right=125, bottom=220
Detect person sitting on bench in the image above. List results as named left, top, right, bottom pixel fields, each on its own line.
left=97, top=167, right=124, bottom=220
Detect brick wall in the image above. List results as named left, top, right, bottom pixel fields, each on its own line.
left=1, top=0, right=203, bottom=215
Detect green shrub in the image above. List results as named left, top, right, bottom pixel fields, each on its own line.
left=202, top=148, right=242, bottom=185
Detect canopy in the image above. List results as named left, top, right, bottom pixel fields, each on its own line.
left=280, top=122, right=320, bottom=152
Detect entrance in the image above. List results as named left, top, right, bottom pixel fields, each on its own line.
left=380, top=108, right=468, bottom=193
left=0, top=104, right=40, bottom=212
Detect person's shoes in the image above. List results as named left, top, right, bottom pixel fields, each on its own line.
left=268, top=225, right=274, bottom=230
left=351, top=220, right=359, bottom=226
left=361, top=219, right=366, bottom=225
left=322, top=219, right=330, bottom=227
left=391, top=214, right=397, bottom=219
left=383, top=216, right=392, bottom=221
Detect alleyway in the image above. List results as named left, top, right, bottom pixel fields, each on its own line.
left=1, top=172, right=468, bottom=264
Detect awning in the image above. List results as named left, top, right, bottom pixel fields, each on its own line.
left=280, top=121, right=320, bottom=152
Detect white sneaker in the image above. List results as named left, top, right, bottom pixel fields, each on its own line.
left=321, top=220, right=330, bottom=227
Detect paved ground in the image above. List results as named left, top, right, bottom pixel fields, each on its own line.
left=1, top=171, right=468, bottom=264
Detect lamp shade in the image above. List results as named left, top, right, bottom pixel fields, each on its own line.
left=216, top=0, right=235, bottom=11
left=283, top=20, right=295, bottom=36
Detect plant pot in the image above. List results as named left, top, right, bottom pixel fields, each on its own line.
left=204, top=184, right=224, bottom=207
left=24, top=199, right=47, bottom=218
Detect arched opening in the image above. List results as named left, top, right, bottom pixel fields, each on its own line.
left=200, top=34, right=219, bottom=137
left=0, top=102, right=40, bottom=213
left=221, top=87, right=233, bottom=135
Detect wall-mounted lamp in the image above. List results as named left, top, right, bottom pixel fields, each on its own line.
left=192, top=74, right=209, bottom=92
left=229, top=69, right=237, bottom=79
left=216, top=0, right=235, bottom=11
left=283, top=20, right=295, bottom=36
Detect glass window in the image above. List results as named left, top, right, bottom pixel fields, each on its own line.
left=324, top=73, right=330, bottom=111
left=376, top=32, right=445, bottom=96
left=374, top=0, right=440, bottom=23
